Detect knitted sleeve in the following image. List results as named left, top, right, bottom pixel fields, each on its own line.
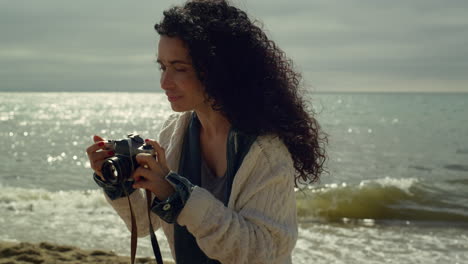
left=176, top=138, right=298, bottom=264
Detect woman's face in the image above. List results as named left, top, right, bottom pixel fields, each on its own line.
left=157, top=36, right=207, bottom=112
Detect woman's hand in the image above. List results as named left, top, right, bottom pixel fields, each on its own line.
left=132, top=139, right=175, bottom=200
left=86, top=135, right=114, bottom=180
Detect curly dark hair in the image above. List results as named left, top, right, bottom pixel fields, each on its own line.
left=155, top=0, right=327, bottom=185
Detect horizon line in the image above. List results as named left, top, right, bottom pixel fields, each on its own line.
left=1, top=90, right=467, bottom=94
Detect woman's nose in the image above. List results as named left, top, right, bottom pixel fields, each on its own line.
left=160, top=71, right=175, bottom=90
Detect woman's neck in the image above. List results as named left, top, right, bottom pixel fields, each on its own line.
left=195, top=105, right=231, bottom=139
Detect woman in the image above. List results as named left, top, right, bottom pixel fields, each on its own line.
left=86, top=0, right=326, bottom=263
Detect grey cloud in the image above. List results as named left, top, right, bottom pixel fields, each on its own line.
left=0, top=0, right=467, bottom=92
left=246, top=0, right=468, bottom=90
left=0, top=0, right=180, bottom=92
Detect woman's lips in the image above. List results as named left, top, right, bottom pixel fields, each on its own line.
left=167, top=95, right=182, bottom=102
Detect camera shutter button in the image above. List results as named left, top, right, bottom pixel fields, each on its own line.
left=162, top=204, right=171, bottom=211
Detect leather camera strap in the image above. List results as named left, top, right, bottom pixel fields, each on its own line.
left=146, top=189, right=164, bottom=264
left=122, top=185, right=164, bottom=264
left=123, top=187, right=138, bottom=264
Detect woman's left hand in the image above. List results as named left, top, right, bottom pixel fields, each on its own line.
left=132, top=139, right=175, bottom=200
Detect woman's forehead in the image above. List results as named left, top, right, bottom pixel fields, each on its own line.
left=157, top=36, right=191, bottom=63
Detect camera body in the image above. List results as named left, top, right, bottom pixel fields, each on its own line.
left=101, top=134, right=154, bottom=184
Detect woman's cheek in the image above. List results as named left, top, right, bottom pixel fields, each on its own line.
left=177, top=75, right=201, bottom=88
left=174, top=72, right=190, bottom=83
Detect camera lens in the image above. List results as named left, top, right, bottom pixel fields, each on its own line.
left=101, top=155, right=133, bottom=184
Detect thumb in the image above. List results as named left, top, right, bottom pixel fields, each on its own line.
left=93, top=135, right=105, bottom=143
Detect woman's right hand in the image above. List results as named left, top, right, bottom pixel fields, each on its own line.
left=86, top=135, right=115, bottom=181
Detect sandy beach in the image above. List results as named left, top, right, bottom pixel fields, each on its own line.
left=0, top=241, right=174, bottom=264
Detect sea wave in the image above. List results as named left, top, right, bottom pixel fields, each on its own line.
left=296, top=177, right=468, bottom=224
left=0, top=187, right=109, bottom=213
left=2, top=180, right=467, bottom=227
left=0, top=187, right=171, bottom=259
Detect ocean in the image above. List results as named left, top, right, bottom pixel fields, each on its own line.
left=1, top=92, right=467, bottom=263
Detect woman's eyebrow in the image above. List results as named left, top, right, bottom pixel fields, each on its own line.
left=156, top=59, right=191, bottom=65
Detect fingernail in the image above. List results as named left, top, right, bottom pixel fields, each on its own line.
left=108, top=151, right=115, bottom=155
left=98, top=142, right=104, bottom=147
left=145, top=139, right=149, bottom=142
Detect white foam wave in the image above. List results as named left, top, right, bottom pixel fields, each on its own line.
left=303, top=177, right=420, bottom=195
left=0, top=187, right=110, bottom=212
left=359, top=177, right=419, bottom=195
left=0, top=187, right=172, bottom=258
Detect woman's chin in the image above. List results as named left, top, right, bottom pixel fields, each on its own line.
left=170, top=104, right=189, bottom=112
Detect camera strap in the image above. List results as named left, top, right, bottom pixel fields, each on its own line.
left=123, top=186, right=138, bottom=264
left=122, top=186, right=164, bottom=264
left=145, top=189, right=164, bottom=264
left=123, top=138, right=163, bottom=263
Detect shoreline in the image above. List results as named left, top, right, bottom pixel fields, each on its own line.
left=0, top=241, right=174, bottom=264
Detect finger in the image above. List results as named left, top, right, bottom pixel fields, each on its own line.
left=90, top=150, right=115, bottom=164
left=92, top=158, right=109, bottom=174
left=95, top=171, right=104, bottom=180
left=145, top=139, right=167, bottom=166
left=86, top=141, right=113, bottom=156
left=88, top=148, right=114, bottom=176
left=91, top=153, right=113, bottom=172
left=86, top=141, right=106, bottom=155
left=132, top=166, right=157, bottom=183
left=93, top=135, right=105, bottom=143
left=135, top=153, right=161, bottom=172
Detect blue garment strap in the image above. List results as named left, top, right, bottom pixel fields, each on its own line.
left=173, top=112, right=257, bottom=264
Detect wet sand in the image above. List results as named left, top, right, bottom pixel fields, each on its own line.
left=0, top=241, right=174, bottom=264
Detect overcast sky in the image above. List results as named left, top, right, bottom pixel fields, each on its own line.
left=1, top=0, right=467, bottom=92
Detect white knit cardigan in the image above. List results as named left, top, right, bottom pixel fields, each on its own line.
left=105, top=111, right=298, bottom=264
